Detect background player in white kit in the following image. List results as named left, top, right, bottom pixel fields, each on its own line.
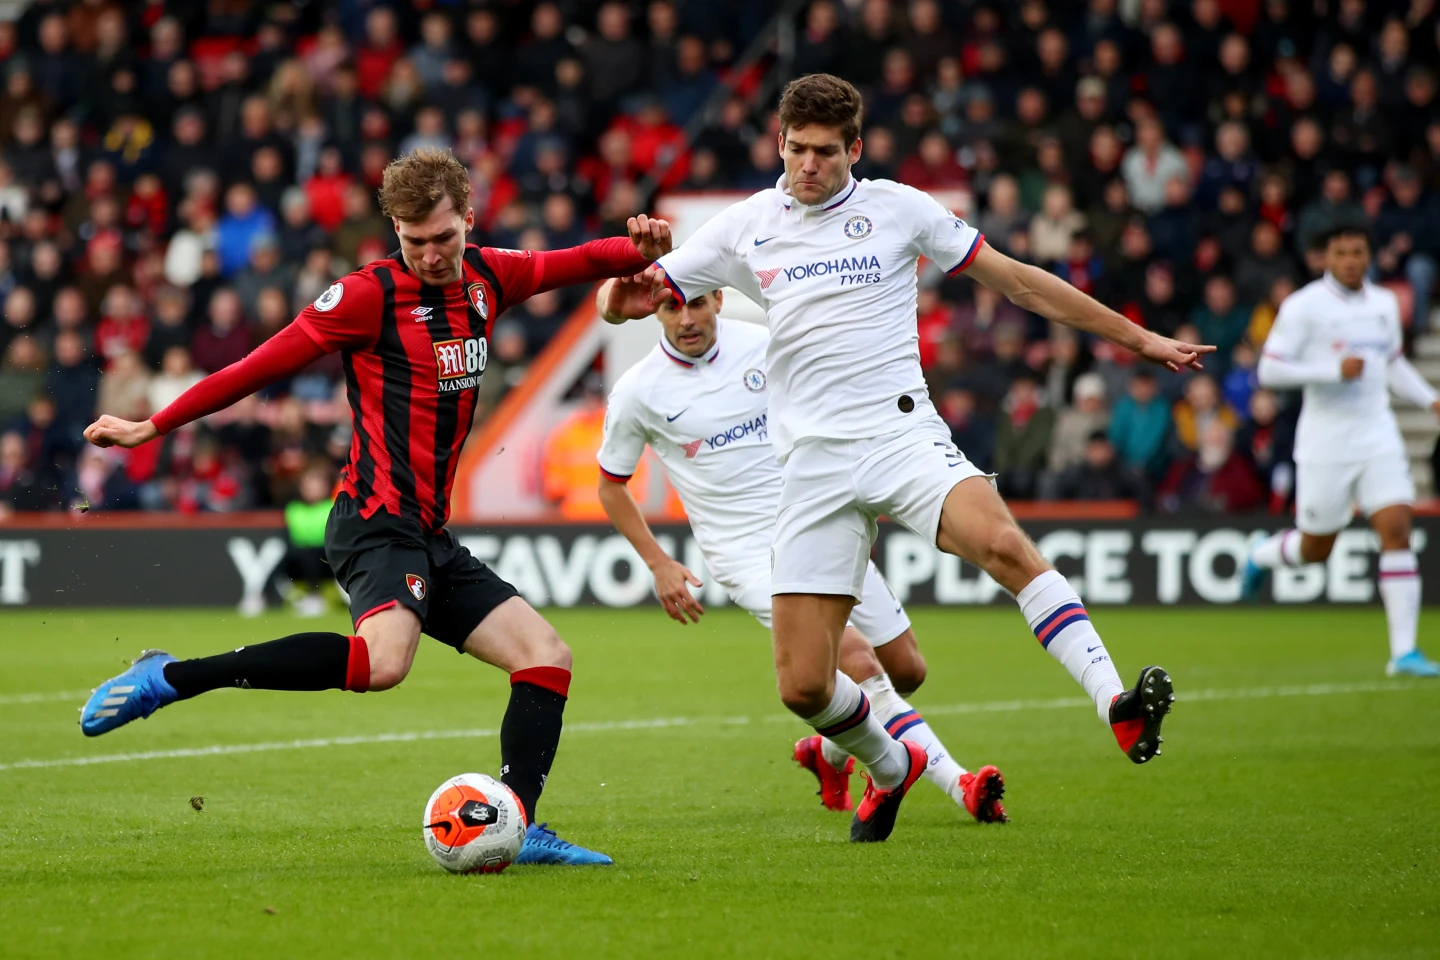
left=639, top=74, right=1205, bottom=842
left=1243, top=226, right=1440, bottom=677
left=593, top=277, right=1009, bottom=824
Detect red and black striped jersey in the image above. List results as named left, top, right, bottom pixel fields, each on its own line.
left=295, top=244, right=544, bottom=532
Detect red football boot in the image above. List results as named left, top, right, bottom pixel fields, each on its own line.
left=1109, top=665, right=1175, bottom=764
left=849, top=740, right=928, bottom=843
left=794, top=735, right=854, bottom=811
left=958, top=764, right=1009, bottom=823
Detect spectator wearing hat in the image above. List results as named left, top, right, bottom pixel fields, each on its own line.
left=1045, top=371, right=1111, bottom=478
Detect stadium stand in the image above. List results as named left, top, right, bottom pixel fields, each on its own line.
left=1, top=0, right=1439, bottom=519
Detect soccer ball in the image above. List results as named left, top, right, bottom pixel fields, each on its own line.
left=422, top=773, right=527, bottom=874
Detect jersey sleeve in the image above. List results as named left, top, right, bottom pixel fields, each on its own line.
left=479, top=247, right=543, bottom=313
left=1256, top=294, right=1343, bottom=387
left=901, top=185, right=984, bottom=276
left=653, top=203, right=749, bottom=304
left=293, top=270, right=384, bottom=351
left=597, top=378, right=650, bottom=482
left=1258, top=294, right=1307, bottom=360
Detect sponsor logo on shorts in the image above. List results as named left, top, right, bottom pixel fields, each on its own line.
left=406, top=574, right=426, bottom=600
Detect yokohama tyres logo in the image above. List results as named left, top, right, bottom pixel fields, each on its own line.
left=754, top=268, right=782, bottom=290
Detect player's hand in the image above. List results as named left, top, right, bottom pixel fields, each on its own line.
left=83, top=416, right=159, bottom=449
left=1340, top=356, right=1365, bottom=380
left=650, top=557, right=704, bottom=625
left=641, top=264, right=677, bottom=307
left=627, top=214, right=673, bottom=261
left=1135, top=330, right=1216, bottom=373
left=598, top=275, right=661, bottom=323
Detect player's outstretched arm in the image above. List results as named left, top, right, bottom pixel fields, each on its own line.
left=596, top=476, right=704, bottom=625
left=523, top=217, right=673, bottom=300
left=964, top=243, right=1214, bottom=373
left=84, top=323, right=329, bottom=448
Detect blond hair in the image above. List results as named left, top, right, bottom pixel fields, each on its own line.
left=378, top=148, right=471, bottom=221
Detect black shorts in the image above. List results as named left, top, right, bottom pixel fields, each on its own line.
left=325, top=493, right=519, bottom=651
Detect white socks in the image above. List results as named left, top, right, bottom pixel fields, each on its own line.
left=1250, top=529, right=1302, bottom=568
left=820, top=674, right=969, bottom=803
left=1254, top=533, right=1420, bottom=663
left=1379, top=550, right=1420, bottom=661
left=804, top=671, right=909, bottom=789
left=1017, top=570, right=1125, bottom=723
left=859, top=674, right=967, bottom=800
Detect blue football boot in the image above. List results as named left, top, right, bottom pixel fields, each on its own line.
left=80, top=650, right=179, bottom=737
left=1387, top=650, right=1440, bottom=678
left=513, top=822, right=613, bottom=866
left=1238, top=558, right=1269, bottom=602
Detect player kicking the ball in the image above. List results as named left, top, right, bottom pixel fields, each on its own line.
left=640, top=75, right=1200, bottom=842
left=593, top=279, right=1007, bottom=823
left=78, top=149, right=675, bottom=865
left=1242, top=225, right=1440, bottom=677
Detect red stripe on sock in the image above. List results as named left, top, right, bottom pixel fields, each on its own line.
left=1379, top=570, right=1418, bottom=579
left=511, top=665, right=571, bottom=698
left=345, top=635, right=370, bottom=692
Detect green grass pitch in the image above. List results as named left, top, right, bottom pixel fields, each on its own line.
left=1, top=605, right=1438, bottom=958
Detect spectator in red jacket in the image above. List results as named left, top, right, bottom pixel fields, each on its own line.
left=93, top=285, right=149, bottom=367
left=190, top=288, right=251, bottom=374
left=1159, top=420, right=1263, bottom=514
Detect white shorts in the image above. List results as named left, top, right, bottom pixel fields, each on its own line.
left=731, top=560, right=912, bottom=646
left=772, top=414, right=987, bottom=599
left=1296, top=454, right=1414, bottom=535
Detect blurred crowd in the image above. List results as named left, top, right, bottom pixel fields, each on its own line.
left=1, top=0, right=1437, bottom=519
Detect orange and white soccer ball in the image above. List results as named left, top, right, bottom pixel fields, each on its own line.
left=423, top=773, right=527, bottom=873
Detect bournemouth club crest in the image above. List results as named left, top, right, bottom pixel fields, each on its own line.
left=406, top=574, right=427, bottom=601
left=466, top=282, right=489, bottom=320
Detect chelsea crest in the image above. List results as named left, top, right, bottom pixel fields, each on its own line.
left=743, top=368, right=766, bottom=392
left=843, top=215, right=873, bottom=240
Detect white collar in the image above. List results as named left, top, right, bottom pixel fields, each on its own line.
left=777, top=175, right=859, bottom=212
left=1322, top=272, right=1365, bottom=301
left=658, top=329, right=720, bottom=369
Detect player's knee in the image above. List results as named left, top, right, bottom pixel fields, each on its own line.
left=519, top=624, right=572, bottom=671
left=778, top=671, right=834, bottom=718
left=889, top=653, right=927, bottom=696
left=367, top=652, right=411, bottom=691
left=981, top=524, right=1040, bottom=578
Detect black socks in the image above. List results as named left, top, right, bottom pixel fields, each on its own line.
left=163, top=633, right=366, bottom=699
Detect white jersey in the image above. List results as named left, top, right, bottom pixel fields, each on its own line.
left=654, top=176, right=983, bottom=460
left=1261, top=274, right=1407, bottom=464
left=598, top=318, right=780, bottom=587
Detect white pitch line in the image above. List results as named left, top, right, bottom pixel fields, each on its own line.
left=0, top=690, right=92, bottom=706
left=0, top=679, right=1432, bottom=774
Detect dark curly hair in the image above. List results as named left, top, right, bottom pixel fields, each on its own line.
left=777, top=73, right=864, bottom=147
